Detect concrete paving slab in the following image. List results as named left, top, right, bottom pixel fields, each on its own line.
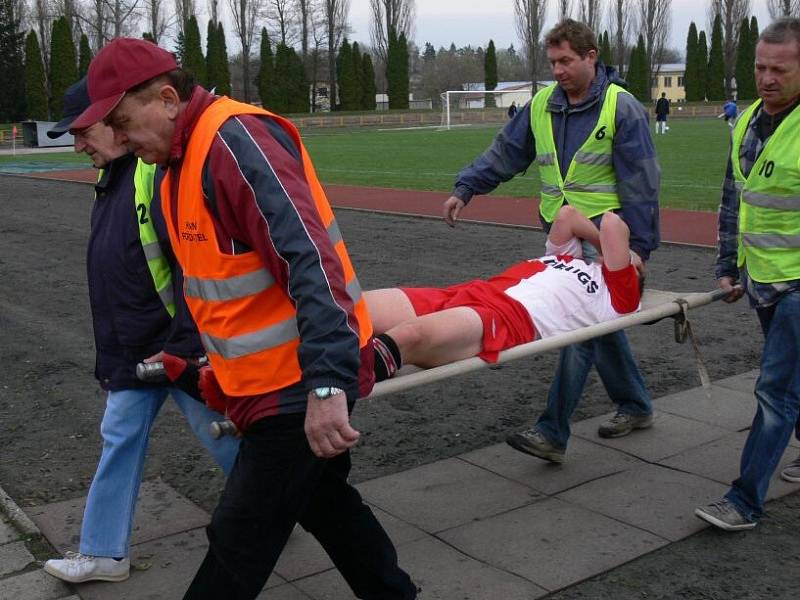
left=74, top=528, right=284, bottom=600
left=0, top=569, right=71, bottom=600
left=0, top=540, right=35, bottom=576
left=0, top=513, right=22, bottom=544
left=572, top=411, right=731, bottom=462
left=356, top=458, right=542, bottom=534
left=438, top=497, right=667, bottom=591
left=29, top=478, right=211, bottom=554
left=295, top=536, right=548, bottom=600
left=256, top=583, right=313, bottom=599
left=653, top=385, right=756, bottom=431
left=556, top=463, right=728, bottom=541
left=460, top=439, right=645, bottom=495
left=658, top=430, right=800, bottom=501
left=714, top=370, right=760, bottom=392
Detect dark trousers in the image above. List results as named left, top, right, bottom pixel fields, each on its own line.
left=184, top=413, right=416, bottom=600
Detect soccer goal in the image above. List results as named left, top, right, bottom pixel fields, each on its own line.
left=439, top=89, right=533, bottom=130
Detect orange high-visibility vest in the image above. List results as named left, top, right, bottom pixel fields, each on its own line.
left=162, top=97, right=372, bottom=396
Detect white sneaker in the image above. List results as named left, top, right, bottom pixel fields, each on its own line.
left=44, top=551, right=130, bottom=583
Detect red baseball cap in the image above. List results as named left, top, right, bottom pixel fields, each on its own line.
left=70, top=38, right=178, bottom=131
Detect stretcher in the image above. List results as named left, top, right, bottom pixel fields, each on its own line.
left=209, top=287, right=729, bottom=438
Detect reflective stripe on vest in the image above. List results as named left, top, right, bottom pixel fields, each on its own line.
left=97, top=160, right=175, bottom=317
left=531, top=83, right=624, bottom=222
left=731, top=99, right=800, bottom=283
left=162, top=97, right=373, bottom=396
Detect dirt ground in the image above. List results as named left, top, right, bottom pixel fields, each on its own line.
left=0, top=175, right=797, bottom=598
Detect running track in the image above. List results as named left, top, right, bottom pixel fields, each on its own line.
left=30, top=169, right=719, bottom=248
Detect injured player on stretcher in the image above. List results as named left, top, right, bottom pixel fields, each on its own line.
left=367, top=205, right=644, bottom=381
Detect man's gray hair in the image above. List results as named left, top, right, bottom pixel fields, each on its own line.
left=760, top=17, right=800, bottom=50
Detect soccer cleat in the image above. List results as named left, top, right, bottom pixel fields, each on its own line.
left=44, top=552, right=130, bottom=583
left=694, top=499, right=756, bottom=531
left=780, top=452, right=800, bottom=483
left=597, top=411, right=654, bottom=439
left=506, top=428, right=565, bottom=463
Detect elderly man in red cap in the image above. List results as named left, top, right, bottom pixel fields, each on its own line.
left=71, top=38, right=417, bottom=600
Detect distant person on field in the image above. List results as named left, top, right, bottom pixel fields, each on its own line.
left=655, top=92, right=670, bottom=134
left=695, top=17, right=800, bottom=532
left=42, top=78, right=238, bottom=585
left=720, top=98, right=738, bottom=127
left=507, top=101, right=518, bottom=119
left=369, top=207, right=643, bottom=399
left=442, top=18, right=660, bottom=465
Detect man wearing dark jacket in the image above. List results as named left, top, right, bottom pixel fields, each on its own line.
left=655, top=92, right=670, bottom=134
left=43, top=78, right=239, bottom=584
left=443, top=19, right=660, bottom=464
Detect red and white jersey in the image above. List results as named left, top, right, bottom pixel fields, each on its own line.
left=492, top=236, right=641, bottom=339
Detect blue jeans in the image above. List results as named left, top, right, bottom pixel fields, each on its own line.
left=79, top=387, right=240, bottom=557
left=725, top=290, right=800, bottom=522
left=534, top=240, right=652, bottom=449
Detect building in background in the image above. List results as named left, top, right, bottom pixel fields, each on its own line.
left=651, top=64, right=686, bottom=103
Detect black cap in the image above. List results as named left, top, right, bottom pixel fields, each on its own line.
left=46, top=77, right=90, bottom=139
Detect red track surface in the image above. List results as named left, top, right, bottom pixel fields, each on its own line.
left=31, top=169, right=718, bottom=247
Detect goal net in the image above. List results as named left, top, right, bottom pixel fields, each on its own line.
left=439, top=89, right=534, bottom=130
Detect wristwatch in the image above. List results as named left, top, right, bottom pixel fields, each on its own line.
left=311, top=386, right=344, bottom=400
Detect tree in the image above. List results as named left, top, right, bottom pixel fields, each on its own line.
left=734, top=18, right=755, bottom=100
left=697, top=29, right=709, bottom=100
left=577, top=0, right=601, bottom=31
left=707, top=0, right=752, bottom=99
left=350, top=42, right=364, bottom=110
left=323, top=0, right=350, bottom=110
left=0, top=0, right=25, bottom=122
left=361, top=52, right=376, bottom=109
left=217, top=22, right=232, bottom=96
left=684, top=22, right=699, bottom=101
left=227, top=0, right=264, bottom=102
left=181, top=15, right=206, bottom=86
left=626, top=34, right=649, bottom=101
left=273, top=42, right=306, bottom=113
left=369, top=0, right=415, bottom=64
left=49, top=17, right=78, bottom=121
left=609, top=0, right=632, bottom=76
left=267, top=0, right=299, bottom=46
left=142, top=0, right=174, bottom=44
left=636, top=0, right=671, bottom=101
left=768, top=0, right=800, bottom=17
left=258, top=27, right=277, bottom=108
left=397, top=31, right=409, bottom=108
left=336, top=37, right=353, bottom=109
left=288, top=46, right=307, bottom=112
left=557, top=0, right=572, bottom=19
left=707, top=13, right=726, bottom=101
left=484, top=39, right=498, bottom=107
left=749, top=15, right=759, bottom=49
left=25, top=30, right=48, bottom=119
left=77, top=34, right=92, bottom=78
left=514, top=0, right=549, bottom=91
left=206, top=19, right=220, bottom=91
left=599, top=30, right=612, bottom=65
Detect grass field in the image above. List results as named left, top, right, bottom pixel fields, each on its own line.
left=0, top=117, right=732, bottom=211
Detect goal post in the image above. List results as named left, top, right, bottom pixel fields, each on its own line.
left=439, top=89, right=534, bottom=130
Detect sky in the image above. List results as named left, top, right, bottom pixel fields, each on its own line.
left=345, top=0, right=774, bottom=56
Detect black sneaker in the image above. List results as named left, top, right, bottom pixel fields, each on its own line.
left=506, top=428, right=565, bottom=463
left=694, top=499, right=756, bottom=531
left=597, top=411, right=654, bottom=438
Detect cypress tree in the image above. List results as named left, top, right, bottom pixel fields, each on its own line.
left=350, top=42, right=364, bottom=110
left=750, top=16, right=759, bottom=46
left=734, top=18, right=755, bottom=101
left=386, top=27, right=399, bottom=109
left=182, top=15, right=206, bottom=86
left=216, top=22, right=231, bottom=96
left=599, top=31, right=612, bottom=66
left=361, top=52, right=376, bottom=110
left=484, top=39, right=498, bottom=107
left=0, top=0, right=25, bottom=121
left=697, top=30, right=709, bottom=101
left=707, top=14, right=725, bottom=101
left=142, top=32, right=156, bottom=42
left=336, top=38, right=352, bottom=110
left=78, top=34, right=91, bottom=78
left=49, top=17, right=78, bottom=121
left=206, top=20, right=219, bottom=92
left=24, top=30, right=48, bottom=119
left=684, top=22, right=698, bottom=101
left=288, top=47, right=307, bottom=113
left=627, top=35, right=649, bottom=102
left=397, top=31, right=410, bottom=109
left=257, top=28, right=277, bottom=109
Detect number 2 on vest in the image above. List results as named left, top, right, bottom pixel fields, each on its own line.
left=137, top=203, right=149, bottom=224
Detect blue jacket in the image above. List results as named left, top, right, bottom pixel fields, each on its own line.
left=453, top=64, right=661, bottom=260
left=87, top=153, right=203, bottom=390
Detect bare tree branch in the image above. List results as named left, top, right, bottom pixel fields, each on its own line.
left=174, top=0, right=196, bottom=37
left=514, top=0, right=549, bottom=90
left=266, top=0, right=300, bottom=45
left=323, top=0, right=349, bottom=108
left=578, top=0, right=602, bottom=31
left=557, top=0, right=572, bottom=19
left=767, top=0, right=800, bottom=18
left=608, top=0, right=631, bottom=74
left=636, top=0, right=671, bottom=88
left=369, top=0, right=415, bottom=63
left=228, top=0, right=265, bottom=101
left=143, top=0, right=175, bottom=42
